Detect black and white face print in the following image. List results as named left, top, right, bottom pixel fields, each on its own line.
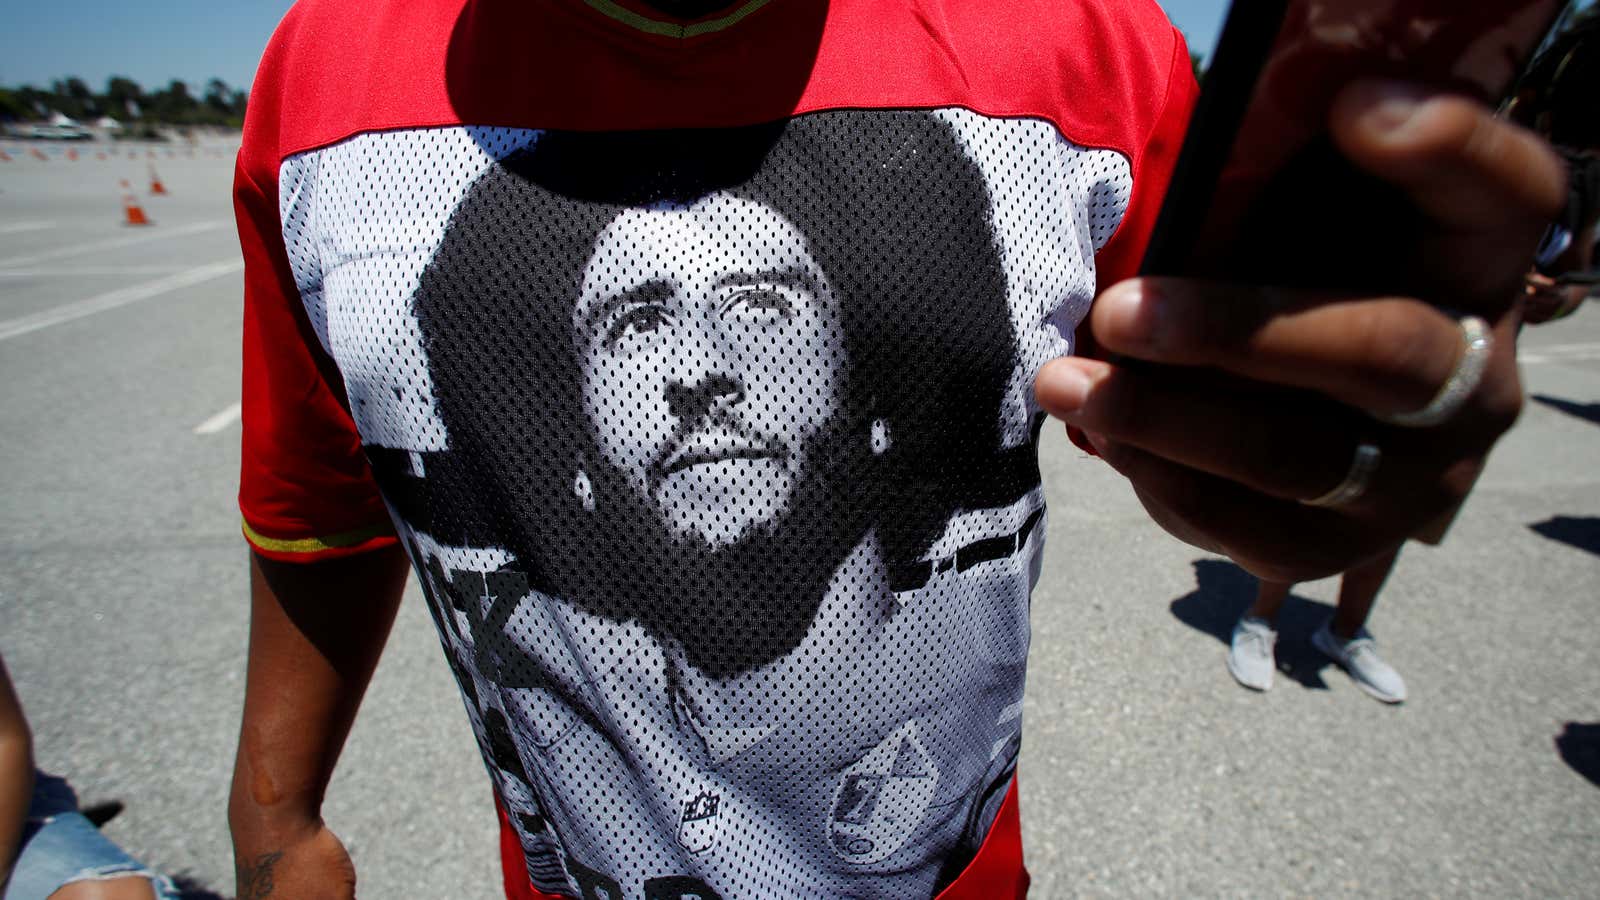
left=574, top=194, right=847, bottom=550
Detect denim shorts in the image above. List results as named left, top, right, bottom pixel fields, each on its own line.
left=3, top=772, right=179, bottom=900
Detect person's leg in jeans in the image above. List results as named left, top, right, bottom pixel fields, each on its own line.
left=4, top=773, right=178, bottom=900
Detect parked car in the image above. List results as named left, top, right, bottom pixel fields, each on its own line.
left=28, top=122, right=94, bottom=141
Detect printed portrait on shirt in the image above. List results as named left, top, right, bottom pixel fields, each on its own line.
left=408, top=111, right=1037, bottom=678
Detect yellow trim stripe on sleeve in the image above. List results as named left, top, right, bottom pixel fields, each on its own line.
left=241, top=517, right=393, bottom=554
left=580, top=0, right=775, bottom=39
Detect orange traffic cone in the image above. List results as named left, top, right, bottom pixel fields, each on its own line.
left=31, top=148, right=48, bottom=161
left=66, top=148, right=79, bottom=161
left=0, top=149, right=11, bottom=162
left=120, top=179, right=150, bottom=226
left=149, top=165, right=168, bottom=195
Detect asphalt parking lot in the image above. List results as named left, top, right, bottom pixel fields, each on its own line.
left=1, top=140, right=1596, bottom=898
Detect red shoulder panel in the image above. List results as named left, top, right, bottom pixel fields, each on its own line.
left=241, top=0, right=1189, bottom=181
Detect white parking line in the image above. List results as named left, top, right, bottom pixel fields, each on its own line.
left=0, top=220, right=226, bottom=268
left=1521, top=342, right=1600, bottom=364
left=0, top=259, right=243, bottom=342
left=194, top=401, right=243, bottom=435
left=0, top=221, right=56, bottom=235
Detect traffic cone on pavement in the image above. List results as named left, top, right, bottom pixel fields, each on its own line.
left=31, top=148, right=48, bottom=161
left=149, top=165, right=168, bottom=195
left=120, top=179, right=150, bottom=226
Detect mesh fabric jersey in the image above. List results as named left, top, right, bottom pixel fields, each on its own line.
left=235, top=1, right=1197, bottom=897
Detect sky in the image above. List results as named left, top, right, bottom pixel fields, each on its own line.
left=2, top=0, right=299, bottom=93
left=2, top=0, right=1232, bottom=94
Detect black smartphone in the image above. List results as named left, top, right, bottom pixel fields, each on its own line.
left=1140, top=0, right=1567, bottom=285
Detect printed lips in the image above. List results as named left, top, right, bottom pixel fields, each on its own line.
left=657, top=426, right=786, bottom=479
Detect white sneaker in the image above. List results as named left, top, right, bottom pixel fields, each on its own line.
left=1312, top=621, right=1407, bottom=704
left=1227, top=616, right=1277, bottom=691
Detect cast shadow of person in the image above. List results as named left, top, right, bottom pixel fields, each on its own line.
left=1532, top=393, right=1600, bottom=427
left=1529, top=515, right=1600, bottom=557
left=1168, top=559, right=1338, bottom=689
left=1555, top=722, right=1600, bottom=788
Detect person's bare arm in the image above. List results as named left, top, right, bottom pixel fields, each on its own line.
left=0, top=654, right=34, bottom=888
left=228, top=545, right=409, bottom=900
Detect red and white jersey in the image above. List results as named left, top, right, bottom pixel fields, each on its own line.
left=236, top=2, right=1196, bottom=898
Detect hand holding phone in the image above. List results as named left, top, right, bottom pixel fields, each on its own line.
left=1036, top=1, right=1569, bottom=577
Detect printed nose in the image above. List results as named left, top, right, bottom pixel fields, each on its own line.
left=666, top=372, right=744, bottom=422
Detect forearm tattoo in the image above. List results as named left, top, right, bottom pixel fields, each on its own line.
left=237, top=850, right=284, bottom=899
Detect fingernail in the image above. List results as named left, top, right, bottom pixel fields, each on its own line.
left=1036, top=358, right=1093, bottom=416
left=1101, top=279, right=1168, bottom=350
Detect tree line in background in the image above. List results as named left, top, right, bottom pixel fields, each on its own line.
left=0, top=76, right=247, bottom=128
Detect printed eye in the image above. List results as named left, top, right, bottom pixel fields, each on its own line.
left=723, top=286, right=801, bottom=325
left=602, top=304, right=669, bottom=351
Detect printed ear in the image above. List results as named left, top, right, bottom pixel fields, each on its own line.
left=870, top=417, right=892, bottom=456
left=573, top=468, right=596, bottom=513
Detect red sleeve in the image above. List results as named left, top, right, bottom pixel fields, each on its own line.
left=1094, top=24, right=1199, bottom=291
left=1070, top=23, right=1199, bottom=459
left=234, top=48, right=397, bottom=563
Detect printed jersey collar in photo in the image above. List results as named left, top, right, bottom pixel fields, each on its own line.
left=887, top=507, right=1045, bottom=594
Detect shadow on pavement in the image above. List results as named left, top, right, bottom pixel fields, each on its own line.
left=1555, top=722, right=1600, bottom=788
left=1532, top=393, right=1600, bottom=426
left=171, top=874, right=228, bottom=900
left=1529, top=515, right=1600, bottom=557
left=1169, top=559, right=1335, bottom=690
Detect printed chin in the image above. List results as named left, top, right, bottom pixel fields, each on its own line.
left=655, top=457, right=795, bottom=547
